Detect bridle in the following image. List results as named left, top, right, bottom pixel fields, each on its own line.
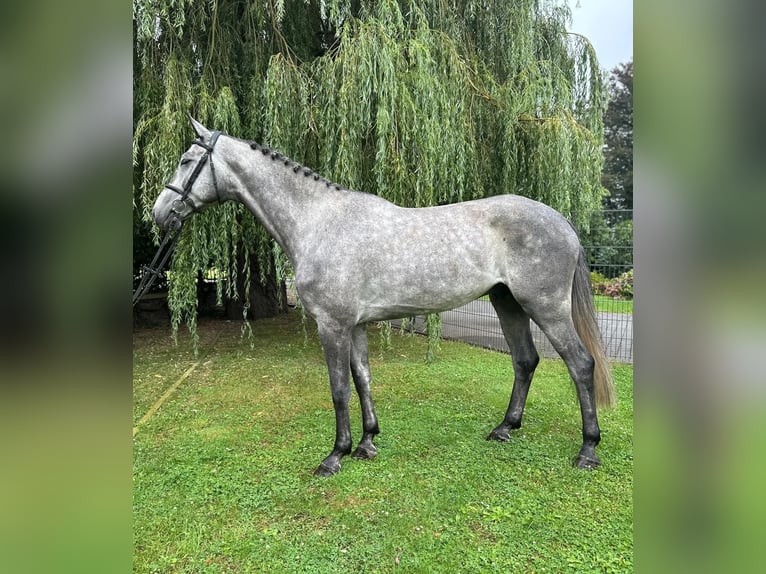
left=132, top=130, right=222, bottom=307
left=164, top=130, right=222, bottom=219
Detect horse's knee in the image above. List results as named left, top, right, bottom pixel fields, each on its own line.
left=331, top=386, right=351, bottom=406
left=513, top=353, right=539, bottom=377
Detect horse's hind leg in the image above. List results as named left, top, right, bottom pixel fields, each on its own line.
left=486, top=285, right=540, bottom=442
left=531, top=311, right=602, bottom=469
left=349, top=324, right=380, bottom=460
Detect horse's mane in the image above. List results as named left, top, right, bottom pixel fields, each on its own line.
left=245, top=139, right=348, bottom=193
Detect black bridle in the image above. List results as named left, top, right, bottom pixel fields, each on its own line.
left=164, top=130, right=222, bottom=218
left=132, top=131, right=222, bottom=307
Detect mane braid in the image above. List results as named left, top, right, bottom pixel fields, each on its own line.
left=246, top=139, right=346, bottom=192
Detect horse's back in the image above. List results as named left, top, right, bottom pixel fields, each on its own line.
left=296, top=192, right=581, bottom=324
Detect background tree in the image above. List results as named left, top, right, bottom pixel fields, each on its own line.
left=578, top=59, right=633, bottom=279
left=601, top=59, right=633, bottom=214
left=133, top=0, right=608, bottom=340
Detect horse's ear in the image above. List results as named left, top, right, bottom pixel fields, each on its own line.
left=188, top=115, right=211, bottom=140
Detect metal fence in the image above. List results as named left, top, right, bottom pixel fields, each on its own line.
left=392, top=210, right=634, bottom=363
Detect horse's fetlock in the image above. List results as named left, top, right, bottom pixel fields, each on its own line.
left=583, top=428, right=601, bottom=446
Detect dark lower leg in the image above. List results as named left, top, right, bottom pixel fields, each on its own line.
left=572, top=356, right=602, bottom=469
left=350, top=325, right=379, bottom=459
left=315, top=388, right=353, bottom=476
left=314, top=326, right=353, bottom=477
left=487, top=355, right=538, bottom=441
left=487, top=288, right=539, bottom=442
left=351, top=387, right=379, bottom=460
left=543, top=322, right=602, bottom=469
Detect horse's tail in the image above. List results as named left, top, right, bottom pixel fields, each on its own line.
left=571, top=248, right=617, bottom=408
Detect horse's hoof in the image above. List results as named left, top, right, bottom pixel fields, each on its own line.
left=573, top=454, right=601, bottom=470
left=351, top=444, right=378, bottom=460
left=313, top=462, right=340, bottom=477
left=486, top=427, right=511, bottom=442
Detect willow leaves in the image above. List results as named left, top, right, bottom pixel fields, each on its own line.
left=133, top=0, right=607, bottom=348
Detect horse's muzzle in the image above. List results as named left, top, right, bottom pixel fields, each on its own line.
left=153, top=204, right=180, bottom=232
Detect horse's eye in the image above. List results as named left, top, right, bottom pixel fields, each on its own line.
left=180, top=158, right=191, bottom=166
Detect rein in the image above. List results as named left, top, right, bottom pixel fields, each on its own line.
left=132, top=227, right=181, bottom=307
left=132, top=131, right=221, bottom=307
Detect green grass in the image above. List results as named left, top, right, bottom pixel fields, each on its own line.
left=593, top=295, right=633, bottom=314
left=134, top=313, right=633, bottom=573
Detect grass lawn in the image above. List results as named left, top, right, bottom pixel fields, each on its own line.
left=134, top=313, right=633, bottom=573
left=593, top=295, right=633, bottom=314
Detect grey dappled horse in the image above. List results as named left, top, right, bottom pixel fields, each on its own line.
left=152, top=117, right=617, bottom=476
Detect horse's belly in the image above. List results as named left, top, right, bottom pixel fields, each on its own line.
left=357, top=268, right=498, bottom=322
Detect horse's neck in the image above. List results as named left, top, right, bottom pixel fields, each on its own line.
left=227, top=141, right=333, bottom=261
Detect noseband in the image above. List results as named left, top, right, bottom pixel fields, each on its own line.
left=164, top=130, right=222, bottom=217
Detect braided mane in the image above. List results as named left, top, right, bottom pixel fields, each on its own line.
left=247, top=140, right=347, bottom=192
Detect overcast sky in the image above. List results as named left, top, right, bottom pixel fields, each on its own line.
left=567, top=0, right=633, bottom=71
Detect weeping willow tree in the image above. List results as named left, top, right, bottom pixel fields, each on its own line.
left=133, top=0, right=606, bottom=346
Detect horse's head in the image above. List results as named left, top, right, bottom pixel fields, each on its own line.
left=152, top=117, right=225, bottom=231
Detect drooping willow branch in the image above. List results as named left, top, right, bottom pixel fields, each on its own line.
left=133, top=0, right=607, bottom=356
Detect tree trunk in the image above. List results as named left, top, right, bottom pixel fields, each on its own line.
left=224, top=251, right=287, bottom=320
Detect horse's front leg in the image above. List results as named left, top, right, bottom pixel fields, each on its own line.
left=350, top=324, right=379, bottom=460
left=314, top=322, right=353, bottom=477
